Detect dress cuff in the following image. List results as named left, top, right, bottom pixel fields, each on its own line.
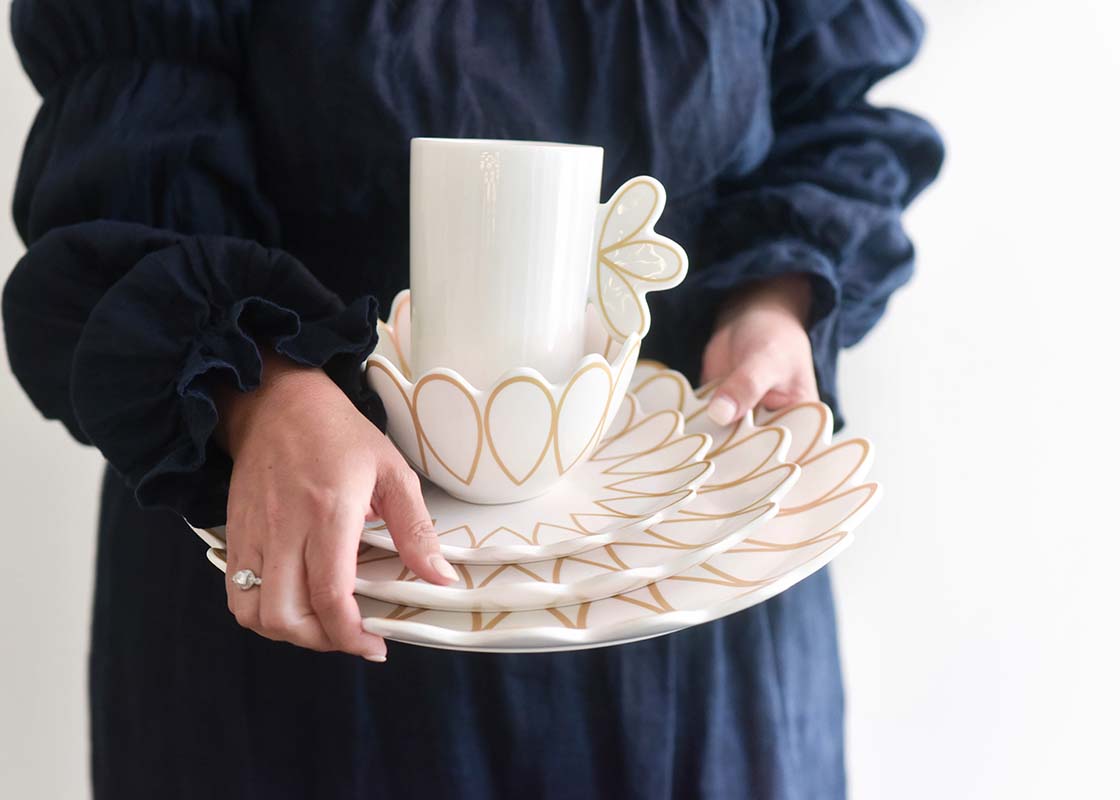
left=70, top=236, right=378, bottom=527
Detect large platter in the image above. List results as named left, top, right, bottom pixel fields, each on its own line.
left=202, top=364, right=877, bottom=652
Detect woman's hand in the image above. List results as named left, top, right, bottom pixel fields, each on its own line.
left=701, top=274, right=819, bottom=425
left=214, top=350, right=457, bottom=662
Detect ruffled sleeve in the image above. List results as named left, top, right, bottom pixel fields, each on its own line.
left=682, top=0, right=944, bottom=423
left=2, top=0, right=378, bottom=527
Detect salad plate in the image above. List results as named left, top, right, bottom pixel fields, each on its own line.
left=358, top=402, right=714, bottom=564
left=196, top=400, right=713, bottom=565
left=349, top=423, right=801, bottom=611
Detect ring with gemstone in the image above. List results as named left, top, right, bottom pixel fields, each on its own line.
left=231, top=569, right=262, bottom=591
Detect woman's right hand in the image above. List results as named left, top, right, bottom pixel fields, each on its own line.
left=214, top=349, right=457, bottom=662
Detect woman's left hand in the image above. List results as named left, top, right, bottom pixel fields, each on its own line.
left=701, top=274, right=819, bottom=425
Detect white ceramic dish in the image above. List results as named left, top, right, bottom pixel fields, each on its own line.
left=359, top=401, right=713, bottom=563
left=592, top=176, right=688, bottom=342
left=199, top=364, right=879, bottom=652
left=410, top=140, right=686, bottom=389
left=198, top=401, right=714, bottom=565
left=203, top=474, right=875, bottom=653
left=349, top=421, right=802, bottom=611
left=367, top=290, right=642, bottom=504
left=409, top=138, right=606, bottom=388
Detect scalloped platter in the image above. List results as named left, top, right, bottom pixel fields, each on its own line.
left=201, top=363, right=879, bottom=652
left=347, top=419, right=802, bottom=611
left=357, top=402, right=714, bottom=564
left=199, top=402, right=714, bottom=566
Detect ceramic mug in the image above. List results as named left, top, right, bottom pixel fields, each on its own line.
left=410, top=138, right=605, bottom=388
left=377, top=138, right=689, bottom=503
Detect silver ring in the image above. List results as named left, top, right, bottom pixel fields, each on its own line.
left=231, top=569, right=262, bottom=591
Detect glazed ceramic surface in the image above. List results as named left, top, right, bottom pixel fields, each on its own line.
left=366, top=290, right=642, bottom=503
left=410, top=138, right=604, bottom=386
left=350, top=418, right=800, bottom=611
left=196, top=399, right=715, bottom=565
left=197, top=364, right=879, bottom=652
left=359, top=399, right=714, bottom=563
left=592, top=176, right=687, bottom=342
left=409, top=138, right=687, bottom=388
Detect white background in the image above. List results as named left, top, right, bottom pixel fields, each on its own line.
left=2, top=1, right=1118, bottom=797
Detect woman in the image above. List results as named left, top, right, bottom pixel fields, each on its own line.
left=4, top=1, right=941, bottom=797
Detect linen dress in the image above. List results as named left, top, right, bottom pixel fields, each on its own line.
left=4, top=1, right=942, bottom=797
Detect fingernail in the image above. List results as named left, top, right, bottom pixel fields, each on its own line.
left=707, top=395, right=738, bottom=426
left=364, top=652, right=387, bottom=663
left=429, top=554, right=459, bottom=583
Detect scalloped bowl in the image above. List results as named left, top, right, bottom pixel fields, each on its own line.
left=365, top=290, right=641, bottom=503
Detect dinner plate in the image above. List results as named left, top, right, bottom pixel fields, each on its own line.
left=205, top=480, right=876, bottom=652
left=194, top=382, right=812, bottom=612
left=200, top=364, right=879, bottom=652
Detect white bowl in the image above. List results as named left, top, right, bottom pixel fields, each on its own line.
left=365, top=290, right=641, bottom=503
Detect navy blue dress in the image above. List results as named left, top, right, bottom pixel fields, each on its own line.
left=4, top=2, right=942, bottom=797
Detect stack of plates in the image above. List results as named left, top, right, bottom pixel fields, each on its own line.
left=197, top=362, right=879, bottom=653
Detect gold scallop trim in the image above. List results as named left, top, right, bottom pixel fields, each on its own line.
left=602, top=460, right=713, bottom=496
left=594, top=178, right=686, bottom=341
left=358, top=406, right=711, bottom=551
left=758, top=402, right=830, bottom=464
left=484, top=376, right=557, bottom=486
left=412, top=373, right=484, bottom=485
left=672, top=464, right=798, bottom=520
left=375, top=292, right=414, bottom=381
left=212, top=370, right=877, bottom=640
left=353, top=423, right=800, bottom=607
left=553, top=361, right=614, bottom=474
left=591, top=409, right=685, bottom=464
left=699, top=428, right=788, bottom=491
left=367, top=358, right=427, bottom=472
left=213, top=470, right=868, bottom=633
left=777, top=439, right=872, bottom=516
left=368, top=301, right=641, bottom=490
left=353, top=392, right=859, bottom=616
left=599, top=393, right=638, bottom=445
left=630, top=370, right=686, bottom=416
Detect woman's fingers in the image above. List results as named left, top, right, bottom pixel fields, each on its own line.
left=759, top=380, right=819, bottom=411
left=700, top=326, right=731, bottom=385
left=258, top=545, right=333, bottom=652
left=708, top=354, right=777, bottom=426
left=305, top=503, right=389, bottom=661
left=374, top=463, right=458, bottom=586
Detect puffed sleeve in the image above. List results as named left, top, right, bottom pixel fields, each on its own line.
left=2, top=1, right=378, bottom=527
left=684, top=0, right=944, bottom=423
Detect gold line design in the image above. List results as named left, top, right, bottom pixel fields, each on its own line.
left=698, top=431, right=788, bottom=492
left=358, top=370, right=808, bottom=555
left=553, top=361, right=615, bottom=474
left=601, top=460, right=713, bottom=496
left=412, top=373, right=485, bottom=485
left=594, top=179, right=686, bottom=340
left=369, top=300, right=642, bottom=490
left=350, top=371, right=865, bottom=629
left=484, top=376, right=557, bottom=485
left=758, top=403, right=829, bottom=464
left=591, top=409, right=686, bottom=463
left=775, top=439, right=871, bottom=515
left=355, top=467, right=869, bottom=626
left=359, top=466, right=795, bottom=597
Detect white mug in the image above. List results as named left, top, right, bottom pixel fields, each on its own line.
left=409, top=138, right=604, bottom=388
